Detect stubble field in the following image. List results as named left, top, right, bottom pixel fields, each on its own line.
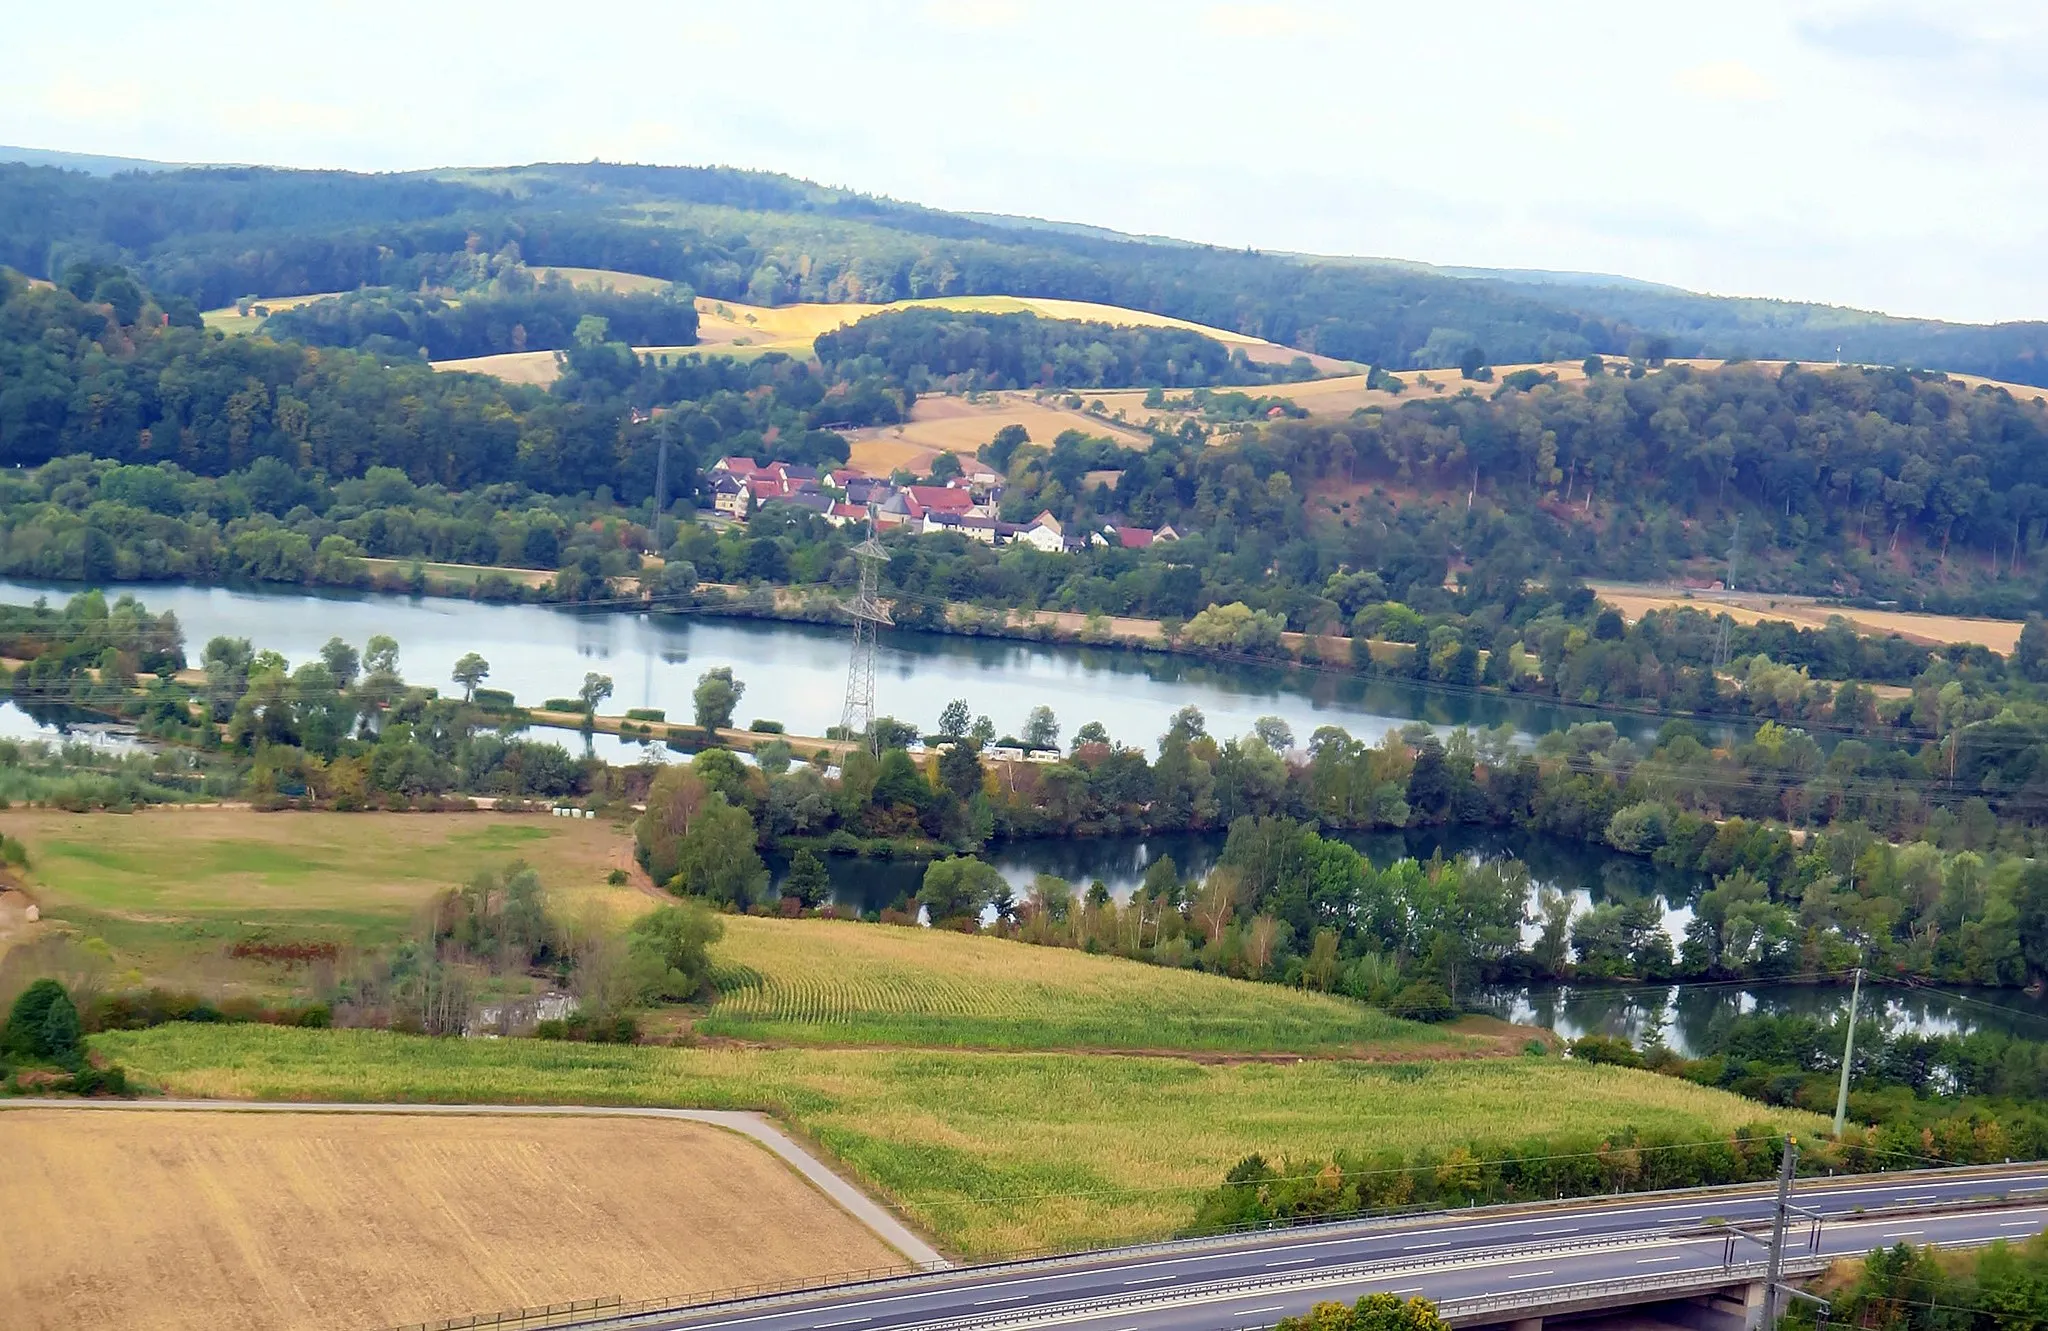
left=1, top=1107, right=900, bottom=1331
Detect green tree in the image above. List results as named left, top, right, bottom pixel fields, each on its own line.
left=1023, top=705, right=1060, bottom=750
left=694, top=666, right=745, bottom=731
left=939, top=738, right=986, bottom=800
left=937, top=698, right=971, bottom=738
left=319, top=637, right=360, bottom=687
left=635, top=766, right=712, bottom=887
left=627, top=902, right=725, bottom=1000
left=578, top=671, right=614, bottom=716
left=920, top=855, right=1004, bottom=925
left=4, top=979, right=79, bottom=1062
left=670, top=796, right=768, bottom=908
left=784, top=847, right=831, bottom=907
left=451, top=651, right=490, bottom=701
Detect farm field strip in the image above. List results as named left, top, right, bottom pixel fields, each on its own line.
left=704, top=915, right=1440, bottom=1054
left=0, top=1106, right=899, bottom=1331
left=94, top=1024, right=1831, bottom=1259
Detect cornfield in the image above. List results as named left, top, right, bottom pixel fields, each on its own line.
left=699, top=915, right=1437, bottom=1054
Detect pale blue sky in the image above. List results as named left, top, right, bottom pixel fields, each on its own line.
left=5, top=1, right=2044, bottom=324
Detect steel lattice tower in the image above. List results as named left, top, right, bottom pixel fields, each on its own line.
left=840, top=511, right=891, bottom=746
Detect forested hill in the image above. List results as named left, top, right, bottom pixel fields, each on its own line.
left=5, top=154, right=2046, bottom=385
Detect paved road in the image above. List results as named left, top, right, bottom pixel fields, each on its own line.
left=630, top=1165, right=2048, bottom=1331
left=0, top=1097, right=947, bottom=1267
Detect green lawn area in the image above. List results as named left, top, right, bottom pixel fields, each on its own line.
left=95, top=1024, right=1829, bottom=1258
left=703, top=914, right=1464, bottom=1055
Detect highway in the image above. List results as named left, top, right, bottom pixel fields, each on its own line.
left=627, top=1165, right=2048, bottom=1331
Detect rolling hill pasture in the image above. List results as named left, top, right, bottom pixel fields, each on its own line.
left=703, top=914, right=1458, bottom=1055
left=2, top=1107, right=900, bottom=1331
left=94, top=1023, right=1829, bottom=1258
left=0, top=808, right=643, bottom=993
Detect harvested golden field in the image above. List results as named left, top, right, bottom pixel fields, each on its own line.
left=1592, top=583, right=2023, bottom=654
left=98, top=1025, right=1830, bottom=1258
left=529, top=265, right=675, bottom=294
left=1, top=1108, right=900, bottom=1331
left=705, top=914, right=1457, bottom=1054
left=431, top=347, right=566, bottom=384
left=845, top=392, right=1150, bottom=475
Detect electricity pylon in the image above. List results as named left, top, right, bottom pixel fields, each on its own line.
left=839, top=509, right=891, bottom=748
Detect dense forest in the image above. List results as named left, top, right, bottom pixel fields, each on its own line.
left=8, top=158, right=2048, bottom=382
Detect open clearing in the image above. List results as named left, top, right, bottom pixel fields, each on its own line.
left=1, top=1107, right=899, bottom=1331
left=200, top=291, right=351, bottom=335
left=704, top=914, right=1458, bottom=1054
left=844, top=392, right=1151, bottom=475
left=1592, top=582, right=2024, bottom=654
left=97, top=1024, right=1829, bottom=1257
left=433, top=290, right=1353, bottom=385
left=0, top=808, right=643, bottom=990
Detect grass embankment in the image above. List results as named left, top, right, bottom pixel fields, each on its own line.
left=0, top=808, right=643, bottom=990
left=95, top=1023, right=1825, bottom=1257
left=703, top=914, right=1454, bottom=1055
left=3, top=1107, right=897, bottom=1331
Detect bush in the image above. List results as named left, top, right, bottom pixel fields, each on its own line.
left=536, top=1013, right=641, bottom=1043
left=749, top=719, right=785, bottom=733
left=1569, top=1034, right=1646, bottom=1068
left=4, top=979, right=81, bottom=1063
left=543, top=697, right=582, bottom=712
left=625, top=708, right=666, bottom=722
left=1385, top=979, right=1453, bottom=1022
left=472, top=687, right=518, bottom=712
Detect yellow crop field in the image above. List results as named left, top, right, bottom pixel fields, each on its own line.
left=2, top=1107, right=899, bottom=1331
left=432, top=348, right=566, bottom=384
left=529, top=265, right=675, bottom=294
left=200, top=292, right=351, bottom=334
left=844, top=393, right=1150, bottom=475
left=705, top=914, right=1450, bottom=1054
left=1592, top=583, right=2024, bottom=654
left=97, top=1024, right=1830, bottom=1258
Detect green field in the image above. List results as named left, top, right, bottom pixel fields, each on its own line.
left=705, top=915, right=1457, bottom=1055
left=95, top=1023, right=1826, bottom=1257
left=0, top=809, right=642, bottom=991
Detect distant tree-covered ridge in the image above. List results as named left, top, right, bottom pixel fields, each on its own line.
left=9, top=158, right=2048, bottom=384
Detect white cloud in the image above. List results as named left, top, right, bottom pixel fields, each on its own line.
left=0, top=0, right=2041, bottom=323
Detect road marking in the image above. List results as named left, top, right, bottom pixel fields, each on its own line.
left=1400, top=1241, right=1454, bottom=1250
left=974, top=1296, right=1027, bottom=1306
left=1124, top=1276, right=1174, bottom=1285
left=817, top=1321, right=869, bottom=1328
left=1533, top=1227, right=1579, bottom=1235
left=1637, top=1255, right=1684, bottom=1264
left=1899, top=1195, right=1940, bottom=1202
left=1235, top=1306, right=1288, bottom=1317
left=1509, top=1270, right=1557, bottom=1279
left=1266, top=1258, right=1315, bottom=1267
left=2001, top=1221, right=2040, bottom=1228
left=1886, top=1230, right=1925, bottom=1238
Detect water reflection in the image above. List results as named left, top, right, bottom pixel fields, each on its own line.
left=0, top=577, right=1695, bottom=756
left=1474, top=981, right=2048, bottom=1054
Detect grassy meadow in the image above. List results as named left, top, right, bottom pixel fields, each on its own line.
left=94, top=1023, right=1827, bottom=1257
left=704, top=914, right=1458, bottom=1055
left=0, top=808, right=644, bottom=992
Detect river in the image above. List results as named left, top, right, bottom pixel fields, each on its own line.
left=0, top=577, right=1662, bottom=756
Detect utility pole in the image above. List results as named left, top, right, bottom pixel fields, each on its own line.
left=1712, top=514, right=1741, bottom=674
left=1762, top=1137, right=1797, bottom=1328
left=653, top=432, right=670, bottom=535
left=1833, top=965, right=1864, bottom=1137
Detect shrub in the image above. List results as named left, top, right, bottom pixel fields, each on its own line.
left=1384, top=979, right=1452, bottom=1022
left=543, top=697, right=583, bottom=712
left=625, top=708, right=666, bottom=722
left=749, top=719, right=785, bottom=733
left=4, top=979, right=81, bottom=1062
left=472, top=687, right=517, bottom=712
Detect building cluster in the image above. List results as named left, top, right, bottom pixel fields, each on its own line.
left=707, top=456, right=1180, bottom=552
